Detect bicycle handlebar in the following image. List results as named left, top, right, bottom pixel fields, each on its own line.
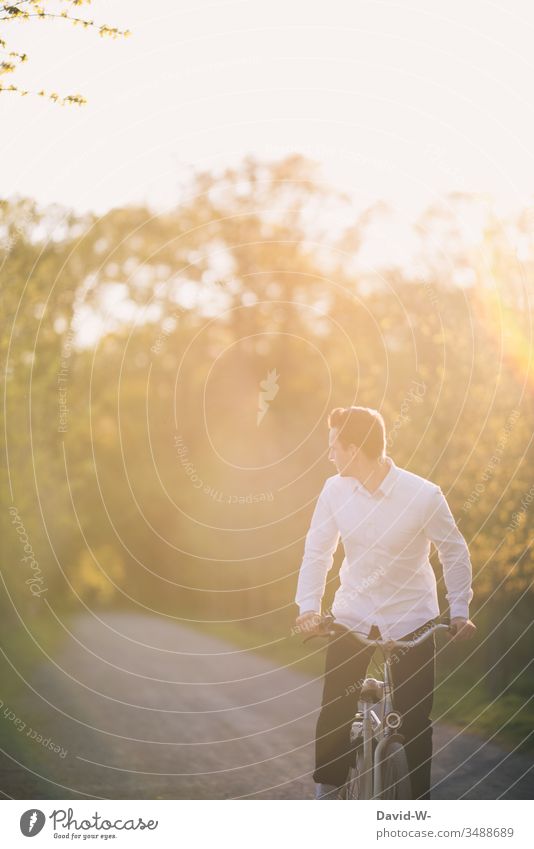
left=339, top=622, right=450, bottom=648
left=300, top=615, right=452, bottom=648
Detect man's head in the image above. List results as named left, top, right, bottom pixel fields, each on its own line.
left=328, top=406, right=386, bottom=474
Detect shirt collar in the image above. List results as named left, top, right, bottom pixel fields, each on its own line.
left=377, top=456, right=399, bottom=496
left=351, top=456, right=399, bottom=498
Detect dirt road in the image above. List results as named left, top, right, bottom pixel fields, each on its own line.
left=1, top=612, right=532, bottom=799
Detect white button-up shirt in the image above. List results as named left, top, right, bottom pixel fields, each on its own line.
left=295, top=456, right=473, bottom=639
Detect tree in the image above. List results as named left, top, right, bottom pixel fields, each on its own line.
left=0, top=0, right=130, bottom=105
left=1, top=156, right=532, bottom=661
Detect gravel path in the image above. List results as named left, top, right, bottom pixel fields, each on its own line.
left=1, top=612, right=532, bottom=799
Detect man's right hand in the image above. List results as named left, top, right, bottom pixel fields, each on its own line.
left=294, top=611, right=323, bottom=637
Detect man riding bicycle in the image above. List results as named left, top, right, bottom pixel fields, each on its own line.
left=294, top=406, right=476, bottom=800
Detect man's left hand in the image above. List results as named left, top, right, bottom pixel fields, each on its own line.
left=448, top=617, right=477, bottom=641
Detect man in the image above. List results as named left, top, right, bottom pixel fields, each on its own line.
left=295, top=405, right=476, bottom=800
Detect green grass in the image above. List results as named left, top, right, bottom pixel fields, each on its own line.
left=433, top=672, right=534, bottom=753
left=0, top=608, right=69, bottom=770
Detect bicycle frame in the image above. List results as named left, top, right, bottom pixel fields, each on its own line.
left=350, top=645, right=397, bottom=798
left=338, top=621, right=451, bottom=799
left=300, top=616, right=451, bottom=799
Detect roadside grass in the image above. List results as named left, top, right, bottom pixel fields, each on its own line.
left=433, top=673, right=534, bottom=753
left=0, top=609, right=68, bottom=771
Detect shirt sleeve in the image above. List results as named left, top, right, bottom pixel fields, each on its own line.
left=424, top=485, right=474, bottom=620
left=295, top=479, right=341, bottom=615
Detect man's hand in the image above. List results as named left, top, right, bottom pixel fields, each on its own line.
left=294, top=611, right=323, bottom=637
left=448, top=617, right=477, bottom=641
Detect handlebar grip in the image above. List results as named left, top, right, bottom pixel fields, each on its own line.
left=302, top=628, right=335, bottom=644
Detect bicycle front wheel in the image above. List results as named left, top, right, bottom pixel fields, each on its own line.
left=345, top=738, right=375, bottom=799
left=345, top=745, right=365, bottom=799
left=376, top=740, right=412, bottom=799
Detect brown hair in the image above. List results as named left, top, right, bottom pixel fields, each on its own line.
left=328, top=406, right=386, bottom=460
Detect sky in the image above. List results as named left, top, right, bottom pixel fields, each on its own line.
left=2, top=0, right=534, bottom=222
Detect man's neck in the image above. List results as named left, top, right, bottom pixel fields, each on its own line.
left=343, top=457, right=391, bottom=494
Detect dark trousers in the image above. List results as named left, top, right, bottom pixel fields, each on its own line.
left=313, top=620, right=436, bottom=800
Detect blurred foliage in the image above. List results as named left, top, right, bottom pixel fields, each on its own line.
left=1, top=154, right=533, bottom=733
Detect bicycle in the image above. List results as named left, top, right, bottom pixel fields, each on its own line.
left=301, top=613, right=452, bottom=799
